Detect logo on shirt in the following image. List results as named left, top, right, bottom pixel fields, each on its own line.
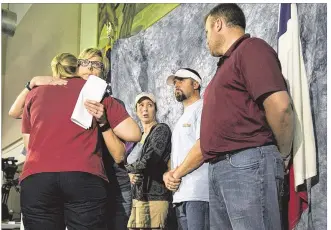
left=182, top=123, right=191, bottom=127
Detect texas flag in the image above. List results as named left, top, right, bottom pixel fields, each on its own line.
left=277, top=3, right=317, bottom=229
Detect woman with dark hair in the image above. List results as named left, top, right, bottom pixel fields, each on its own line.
left=126, top=92, right=172, bottom=230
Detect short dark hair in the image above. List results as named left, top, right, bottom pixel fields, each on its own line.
left=205, top=4, right=246, bottom=30
left=181, top=68, right=201, bottom=92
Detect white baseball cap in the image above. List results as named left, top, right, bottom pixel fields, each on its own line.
left=134, top=92, right=156, bottom=106
left=166, top=68, right=202, bottom=86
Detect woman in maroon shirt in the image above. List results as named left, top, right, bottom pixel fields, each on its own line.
left=13, top=49, right=141, bottom=230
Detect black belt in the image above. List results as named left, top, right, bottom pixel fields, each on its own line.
left=209, top=152, right=237, bottom=164
left=209, top=151, right=238, bottom=164
left=208, top=143, right=274, bottom=165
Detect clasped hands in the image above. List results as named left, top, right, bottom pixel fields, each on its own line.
left=163, top=168, right=181, bottom=192
left=128, top=169, right=182, bottom=192
left=129, top=173, right=143, bottom=185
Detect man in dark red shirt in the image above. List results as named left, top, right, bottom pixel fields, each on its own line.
left=200, top=4, right=294, bottom=230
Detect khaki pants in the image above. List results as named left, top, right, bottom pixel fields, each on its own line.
left=127, top=199, right=169, bottom=229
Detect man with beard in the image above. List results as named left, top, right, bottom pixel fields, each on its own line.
left=163, top=68, right=209, bottom=230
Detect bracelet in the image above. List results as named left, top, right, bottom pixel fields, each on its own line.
left=99, top=122, right=111, bottom=132
left=25, top=81, right=32, bottom=91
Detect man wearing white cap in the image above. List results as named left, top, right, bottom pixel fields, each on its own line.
left=163, top=68, right=209, bottom=230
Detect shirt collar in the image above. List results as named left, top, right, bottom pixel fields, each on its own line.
left=184, top=98, right=202, bottom=112
left=217, top=33, right=251, bottom=66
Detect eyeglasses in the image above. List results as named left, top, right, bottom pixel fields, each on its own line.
left=78, top=59, right=104, bottom=70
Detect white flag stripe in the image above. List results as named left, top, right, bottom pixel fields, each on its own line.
left=278, top=3, right=317, bottom=189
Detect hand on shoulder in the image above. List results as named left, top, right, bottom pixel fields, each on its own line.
left=30, top=76, right=67, bottom=88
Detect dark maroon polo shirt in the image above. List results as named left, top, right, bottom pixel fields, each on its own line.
left=201, top=34, right=287, bottom=161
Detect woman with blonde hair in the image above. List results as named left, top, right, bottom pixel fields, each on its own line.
left=15, top=50, right=141, bottom=230
left=51, top=52, right=78, bottom=78
left=9, top=48, right=108, bottom=118
left=10, top=47, right=140, bottom=142
left=10, top=48, right=141, bottom=230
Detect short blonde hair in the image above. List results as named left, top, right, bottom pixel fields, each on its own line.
left=78, top=48, right=109, bottom=79
left=51, top=53, right=78, bottom=78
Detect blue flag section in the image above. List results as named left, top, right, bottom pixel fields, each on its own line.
left=278, top=4, right=291, bottom=39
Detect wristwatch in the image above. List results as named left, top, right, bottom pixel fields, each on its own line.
left=99, top=122, right=111, bottom=132
left=25, top=81, right=32, bottom=91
